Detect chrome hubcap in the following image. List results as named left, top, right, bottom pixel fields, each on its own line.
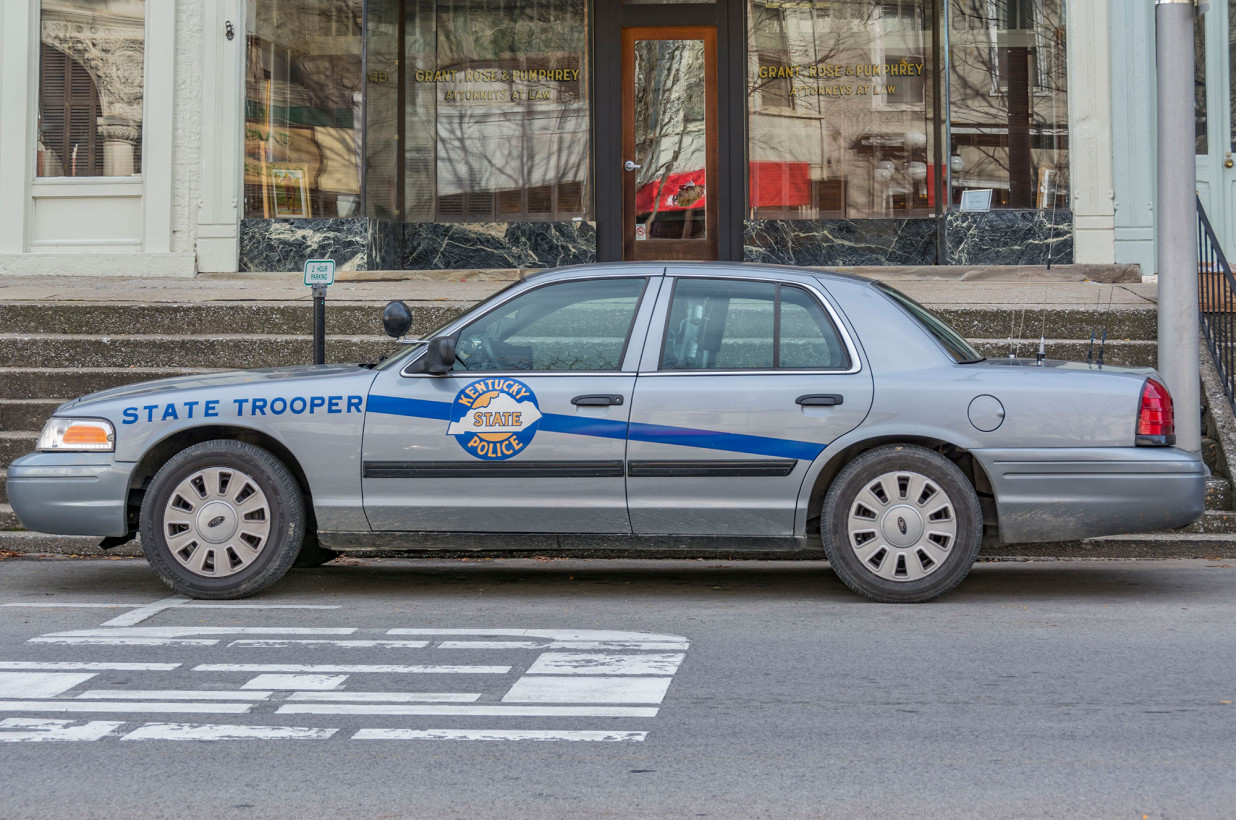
left=163, top=467, right=271, bottom=577
left=847, top=470, right=957, bottom=583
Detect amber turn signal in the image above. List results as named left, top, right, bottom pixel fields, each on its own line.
left=36, top=418, right=115, bottom=452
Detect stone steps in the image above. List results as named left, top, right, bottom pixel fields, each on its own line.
left=0, top=367, right=212, bottom=401
left=0, top=399, right=63, bottom=431
left=0, top=503, right=19, bottom=531
left=0, top=302, right=465, bottom=338
left=0, top=433, right=37, bottom=470
left=1180, top=510, right=1236, bottom=534
left=936, top=308, right=1157, bottom=344
left=0, top=301, right=1160, bottom=343
left=1205, top=475, right=1232, bottom=510
left=970, top=339, right=1156, bottom=368
left=0, top=334, right=393, bottom=370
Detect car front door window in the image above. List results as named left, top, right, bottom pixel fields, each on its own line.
left=453, top=278, right=647, bottom=372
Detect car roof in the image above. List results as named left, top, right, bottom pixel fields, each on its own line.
left=520, top=261, right=879, bottom=287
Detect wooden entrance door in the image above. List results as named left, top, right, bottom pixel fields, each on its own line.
left=621, top=26, right=719, bottom=261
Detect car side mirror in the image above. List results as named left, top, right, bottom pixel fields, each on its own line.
left=424, top=336, right=456, bottom=375
left=382, top=301, right=413, bottom=339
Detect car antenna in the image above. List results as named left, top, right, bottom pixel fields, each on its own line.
left=1086, top=287, right=1100, bottom=365
left=1036, top=190, right=1061, bottom=363
left=1007, top=282, right=1020, bottom=359
left=1045, top=177, right=1059, bottom=271
left=1097, top=286, right=1115, bottom=367
left=1010, top=264, right=1034, bottom=361
left=1034, top=273, right=1051, bottom=367
left=1034, top=293, right=1048, bottom=367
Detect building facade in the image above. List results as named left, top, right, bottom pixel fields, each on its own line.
left=0, top=0, right=1117, bottom=276
left=1112, top=1, right=1236, bottom=276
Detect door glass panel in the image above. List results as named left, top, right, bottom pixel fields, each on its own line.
left=1199, top=4, right=1209, bottom=155
left=748, top=0, right=940, bottom=218
left=661, top=280, right=776, bottom=369
left=453, top=279, right=646, bottom=372
left=780, top=287, right=850, bottom=369
left=1230, top=0, right=1236, bottom=152
left=634, top=39, right=708, bottom=242
left=661, top=279, right=851, bottom=370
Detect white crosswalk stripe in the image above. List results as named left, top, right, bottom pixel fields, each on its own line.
left=0, top=598, right=689, bottom=743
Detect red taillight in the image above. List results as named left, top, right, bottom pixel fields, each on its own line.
left=1136, top=378, right=1175, bottom=445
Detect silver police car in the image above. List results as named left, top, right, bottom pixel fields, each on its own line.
left=8, top=264, right=1206, bottom=602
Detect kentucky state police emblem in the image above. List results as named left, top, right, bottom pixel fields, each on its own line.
left=446, top=378, right=542, bottom=460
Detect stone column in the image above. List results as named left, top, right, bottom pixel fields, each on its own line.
left=97, top=117, right=141, bottom=176
left=1066, top=0, right=1117, bottom=264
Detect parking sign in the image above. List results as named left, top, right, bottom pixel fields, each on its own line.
left=304, top=259, right=336, bottom=286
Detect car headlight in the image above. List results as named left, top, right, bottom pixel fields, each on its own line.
left=36, top=417, right=115, bottom=452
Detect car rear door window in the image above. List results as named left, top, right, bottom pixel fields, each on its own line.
left=660, top=278, right=849, bottom=370
left=452, top=278, right=647, bottom=372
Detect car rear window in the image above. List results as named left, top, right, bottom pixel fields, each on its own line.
left=876, top=283, right=985, bottom=364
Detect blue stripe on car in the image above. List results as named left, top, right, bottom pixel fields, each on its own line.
left=366, top=393, right=452, bottom=422
left=626, top=422, right=825, bottom=461
left=367, top=394, right=826, bottom=460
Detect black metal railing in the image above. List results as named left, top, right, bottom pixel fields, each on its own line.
left=1199, top=195, right=1236, bottom=411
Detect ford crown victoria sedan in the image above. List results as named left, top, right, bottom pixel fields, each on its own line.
left=8, top=264, right=1206, bottom=602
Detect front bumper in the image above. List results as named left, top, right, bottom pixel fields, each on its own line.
left=973, top=447, right=1208, bottom=544
left=7, top=453, right=136, bottom=537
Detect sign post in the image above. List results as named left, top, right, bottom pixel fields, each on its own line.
left=1156, top=0, right=1202, bottom=454
left=304, top=259, right=336, bottom=365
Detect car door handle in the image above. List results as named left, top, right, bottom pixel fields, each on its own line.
left=796, top=394, right=843, bottom=407
left=571, top=394, right=624, bottom=407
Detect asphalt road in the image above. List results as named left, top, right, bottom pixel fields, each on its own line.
left=0, top=555, right=1233, bottom=819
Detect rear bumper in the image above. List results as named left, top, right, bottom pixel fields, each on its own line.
left=7, top=453, right=135, bottom=537
left=972, top=447, right=1207, bottom=544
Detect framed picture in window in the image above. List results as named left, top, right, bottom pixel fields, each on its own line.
left=959, top=188, right=993, bottom=212
left=269, top=165, right=311, bottom=218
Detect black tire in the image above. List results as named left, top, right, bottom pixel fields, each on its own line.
left=139, top=440, right=306, bottom=599
left=820, top=444, right=982, bottom=603
left=292, top=529, right=340, bottom=568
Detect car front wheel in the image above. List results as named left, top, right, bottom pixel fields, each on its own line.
left=139, top=440, right=306, bottom=599
left=821, top=445, right=982, bottom=603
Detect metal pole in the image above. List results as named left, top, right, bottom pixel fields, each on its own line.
left=312, top=284, right=326, bottom=365
left=1156, top=0, right=1202, bottom=453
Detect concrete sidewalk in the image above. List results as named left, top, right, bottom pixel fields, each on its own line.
left=0, top=269, right=1158, bottom=313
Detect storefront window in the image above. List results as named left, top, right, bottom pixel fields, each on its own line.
left=366, top=0, right=401, bottom=219
left=747, top=1, right=938, bottom=220
left=946, top=0, right=1069, bottom=209
left=37, top=0, right=146, bottom=178
left=404, top=0, right=591, bottom=222
left=244, top=1, right=363, bottom=219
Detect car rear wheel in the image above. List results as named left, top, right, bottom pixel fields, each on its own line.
left=139, top=440, right=305, bottom=599
left=821, top=445, right=982, bottom=603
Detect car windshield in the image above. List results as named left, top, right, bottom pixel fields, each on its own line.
left=876, top=283, right=985, bottom=364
